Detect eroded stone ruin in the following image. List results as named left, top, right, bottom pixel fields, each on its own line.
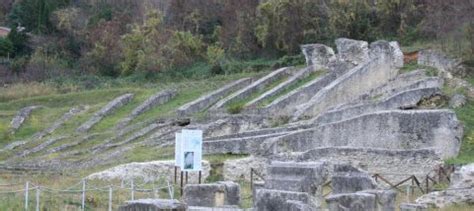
left=5, top=37, right=471, bottom=210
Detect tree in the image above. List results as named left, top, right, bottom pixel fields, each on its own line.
left=0, top=37, right=13, bottom=57
left=8, top=0, right=70, bottom=34
left=7, top=26, right=30, bottom=57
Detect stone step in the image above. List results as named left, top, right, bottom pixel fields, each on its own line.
left=210, top=67, right=294, bottom=110
left=177, top=78, right=253, bottom=116
left=203, top=132, right=288, bottom=155
left=263, top=61, right=351, bottom=116
left=77, top=93, right=134, bottom=133
left=292, top=40, right=404, bottom=121
left=116, top=89, right=176, bottom=129
left=205, top=124, right=303, bottom=141
left=264, top=177, right=308, bottom=192
left=292, top=54, right=398, bottom=121
left=246, top=66, right=317, bottom=108
left=330, top=76, right=442, bottom=111
left=279, top=146, right=442, bottom=182
left=267, top=161, right=325, bottom=176
left=264, top=109, right=462, bottom=159
left=312, top=87, right=442, bottom=125
left=255, top=189, right=315, bottom=210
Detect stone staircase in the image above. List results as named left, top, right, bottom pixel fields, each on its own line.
left=254, top=161, right=328, bottom=210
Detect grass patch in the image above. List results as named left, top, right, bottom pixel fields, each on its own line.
left=258, top=69, right=325, bottom=107
left=399, top=61, right=438, bottom=76
left=446, top=99, right=474, bottom=164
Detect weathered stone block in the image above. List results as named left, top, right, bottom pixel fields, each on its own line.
left=252, top=181, right=265, bottom=207
left=255, top=189, right=313, bottom=211
left=223, top=156, right=267, bottom=181
left=188, top=205, right=242, bottom=211
left=369, top=40, right=404, bottom=68
left=119, top=199, right=187, bottom=211
left=77, top=93, right=134, bottom=132
left=335, top=38, right=369, bottom=66
left=451, top=163, right=474, bottom=188
left=265, top=161, right=328, bottom=196
left=286, top=200, right=316, bottom=211
left=183, top=181, right=240, bottom=207
left=291, top=147, right=442, bottom=182
left=418, top=49, right=467, bottom=78
left=293, top=54, right=397, bottom=120
left=360, top=189, right=397, bottom=211
left=326, top=193, right=377, bottom=211
left=10, top=105, right=41, bottom=131
left=301, top=44, right=336, bottom=69
left=270, top=110, right=463, bottom=159
left=331, top=164, right=377, bottom=194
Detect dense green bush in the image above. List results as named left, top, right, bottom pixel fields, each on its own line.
left=0, top=37, right=13, bottom=57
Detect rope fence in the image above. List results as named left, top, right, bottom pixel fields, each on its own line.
left=0, top=177, right=175, bottom=211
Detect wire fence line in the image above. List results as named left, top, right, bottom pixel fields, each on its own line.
left=0, top=177, right=175, bottom=211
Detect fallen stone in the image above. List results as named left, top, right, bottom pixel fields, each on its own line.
left=183, top=181, right=240, bottom=207
left=87, top=160, right=210, bottom=183
left=300, top=44, right=336, bottom=69
left=10, top=105, right=41, bottom=132
left=335, top=38, right=370, bottom=66
left=119, top=199, right=186, bottom=211
left=399, top=203, right=428, bottom=211
left=449, top=94, right=466, bottom=108
left=325, top=192, right=377, bottom=211
left=177, top=78, right=253, bottom=116
left=117, top=90, right=176, bottom=128
left=77, top=93, right=134, bottom=132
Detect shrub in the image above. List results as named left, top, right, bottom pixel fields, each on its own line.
left=206, top=44, right=226, bottom=74
left=0, top=37, right=13, bottom=57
